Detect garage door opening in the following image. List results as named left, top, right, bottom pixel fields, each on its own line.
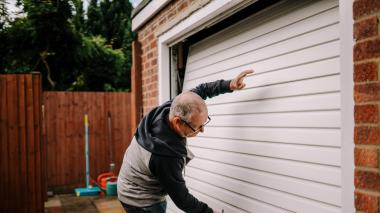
left=168, top=0, right=281, bottom=98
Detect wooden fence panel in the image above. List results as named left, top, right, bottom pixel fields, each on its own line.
left=33, top=74, right=45, bottom=208
left=44, top=92, right=133, bottom=190
left=0, top=76, right=9, bottom=212
left=26, top=75, right=37, bottom=212
left=8, top=75, right=19, bottom=212
left=106, top=93, right=133, bottom=175
left=0, top=73, right=44, bottom=213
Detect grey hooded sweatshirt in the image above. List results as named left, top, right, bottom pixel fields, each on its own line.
left=117, top=79, right=232, bottom=213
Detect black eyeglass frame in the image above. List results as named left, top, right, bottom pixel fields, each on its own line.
left=180, top=116, right=211, bottom=133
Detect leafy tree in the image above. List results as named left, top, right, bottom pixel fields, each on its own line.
left=99, top=0, right=133, bottom=49
left=22, top=0, right=81, bottom=90
left=120, top=18, right=134, bottom=89
left=0, top=0, right=8, bottom=30
left=0, top=0, right=8, bottom=72
left=0, top=0, right=135, bottom=91
left=70, top=36, right=126, bottom=91
left=99, top=0, right=134, bottom=89
left=72, top=0, right=85, bottom=33
left=86, top=0, right=103, bottom=35
left=0, top=18, right=36, bottom=74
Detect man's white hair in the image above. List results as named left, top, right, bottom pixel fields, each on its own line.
left=169, top=91, right=206, bottom=122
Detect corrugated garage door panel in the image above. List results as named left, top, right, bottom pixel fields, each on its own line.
left=168, top=0, right=340, bottom=212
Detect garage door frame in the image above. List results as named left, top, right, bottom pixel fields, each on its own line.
left=157, top=0, right=354, bottom=212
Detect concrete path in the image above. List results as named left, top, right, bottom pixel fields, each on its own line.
left=44, top=194, right=125, bottom=213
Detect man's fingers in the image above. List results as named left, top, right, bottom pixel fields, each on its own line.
left=238, top=83, right=246, bottom=89
left=240, top=69, right=254, bottom=77
left=237, top=77, right=245, bottom=85
left=237, top=69, right=254, bottom=83
left=231, top=69, right=254, bottom=90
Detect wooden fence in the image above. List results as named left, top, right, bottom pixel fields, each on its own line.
left=43, top=92, right=133, bottom=191
left=0, top=74, right=46, bottom=213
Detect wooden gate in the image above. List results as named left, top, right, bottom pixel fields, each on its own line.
left=0, top=73, right=46, bottom=213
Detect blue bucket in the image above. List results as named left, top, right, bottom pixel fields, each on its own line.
left=106, top=181, right=117, bottom=196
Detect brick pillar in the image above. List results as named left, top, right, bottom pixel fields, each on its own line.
left=353, top=0, right=380, bottom=213
left=131, top=41, right=142, bottom=136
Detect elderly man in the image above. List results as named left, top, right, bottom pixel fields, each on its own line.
left=117, top=70, right=253, bottom=213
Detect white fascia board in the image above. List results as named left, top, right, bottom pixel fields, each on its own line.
left=159, top=0, right=248, bottom=45
left=158, top=0, right=248, bottom=104
left=132, top=0, right=171, bottom=31
left=339, top=0, right=354, bottom=212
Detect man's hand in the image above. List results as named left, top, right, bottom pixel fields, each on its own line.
left=229, top=69, right=254, bottom=90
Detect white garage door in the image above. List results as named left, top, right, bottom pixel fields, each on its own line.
left=168, top=0, right=341, bottom=212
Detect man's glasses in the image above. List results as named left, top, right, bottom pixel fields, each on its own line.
left=181, top=116, right=211, bottom=133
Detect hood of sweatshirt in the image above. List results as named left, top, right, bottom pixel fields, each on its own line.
left=135, top=100, right=187, bottom=159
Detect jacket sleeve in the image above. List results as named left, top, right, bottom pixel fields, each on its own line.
left=149, top=155, right=212, bottom=213
left=190, top=79, right=233, bottom=100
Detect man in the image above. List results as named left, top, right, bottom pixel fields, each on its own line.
left=117, top=69, right=253, bottom=213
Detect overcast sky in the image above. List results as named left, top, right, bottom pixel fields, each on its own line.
left=129, top=0, right=142, bottom=8
left=6, top=0, right=23, bottom=17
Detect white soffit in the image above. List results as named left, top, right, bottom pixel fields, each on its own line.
left=159, top=0, right=258, bottom=45
left=132, top=0, right=171, bottom=31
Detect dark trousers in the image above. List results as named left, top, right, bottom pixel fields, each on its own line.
left=120, top=200, right=167, bottom=213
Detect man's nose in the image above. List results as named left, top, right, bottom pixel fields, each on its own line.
left=199, top=126, right=204, bottom=133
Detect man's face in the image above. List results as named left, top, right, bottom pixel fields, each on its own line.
left=181, top=111, right=210, bottom=138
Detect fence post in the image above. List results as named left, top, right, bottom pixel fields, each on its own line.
left=131, top=41, right=142, bottom=137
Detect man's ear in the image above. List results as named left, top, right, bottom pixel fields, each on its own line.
left=171, top=117, right=185, bottom=137
left=173, top=116, right=182, bottom=128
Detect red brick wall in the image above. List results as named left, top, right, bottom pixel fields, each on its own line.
left=136, top=0, right=209, bottom=114
left=354, top=0, right=380, bottom=212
